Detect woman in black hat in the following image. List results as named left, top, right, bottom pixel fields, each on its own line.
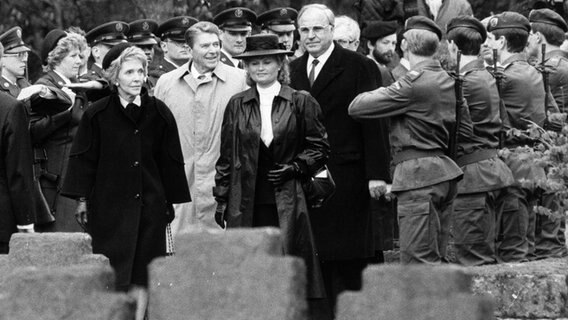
left=30, top=30, right=89, bottom=232
left=214, top=34, right=329, bottom=303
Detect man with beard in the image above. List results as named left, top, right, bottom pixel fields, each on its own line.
left=154, top=21, right=247, bottom=234
left=149, top=16, right=198, bottom=83
left=363, top=20, right=399, bottom=86
left=213, top=7, right=256, bottom=69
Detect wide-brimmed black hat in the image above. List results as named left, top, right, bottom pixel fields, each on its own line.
left=233, top=34, right=292, bottom=59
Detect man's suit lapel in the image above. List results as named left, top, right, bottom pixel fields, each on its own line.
left=291, top=53, right=310, bottom=90
left=311, top=46, right=344, bottom=98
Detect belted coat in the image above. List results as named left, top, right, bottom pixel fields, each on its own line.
left=214, top=85, right=329, bottom=298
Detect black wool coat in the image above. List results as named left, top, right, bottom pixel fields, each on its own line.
left=0, top=92, right=35, bottom=244
left=290, top=44, right=391, bottom=261
left=61, top=92, right=190, bottom=288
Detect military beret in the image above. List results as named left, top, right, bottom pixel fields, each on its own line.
left=86, top=21, right=129, bottom=46
left=447, top=15, right=487, bottom=42
left=0, top=27, right=30, bottom=53
left=41, top=29, right=67, bottom=64
left=529, top=8, right=568, bottom=32
left=127, top=19, right=159, bottom=45
left=404, top=16, right=442, bottom=40
left=157, top=16, right=199, bottom=41
left=363, top=20, right=399, bottom=41
left=102, top=42, right=134, bottom=70
left=486, top=12, right=531, bottom=33
left=257, top=7, right=297, bottom=32
left=213, top=7, right=257, bottom=31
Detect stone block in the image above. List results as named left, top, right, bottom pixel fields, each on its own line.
left=2, top=264, right=115, bottom=295
left=149, top=228, right=307, bottom=320
left=174, top=227, right=283, bottom=261
left=337, top=292, right=494, bottom=320
left=468, top=258, right=568, bottom=319
left=0, top=291, right=135, bottom=320
left=359, top=264, right=472, bottom=300
left=8, top=233, right=108, bottom=267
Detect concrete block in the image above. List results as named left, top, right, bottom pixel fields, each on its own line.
left=468, top=258, right=568, bottom=319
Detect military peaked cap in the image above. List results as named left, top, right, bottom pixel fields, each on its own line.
left=157, top=16, right=199, bottom=41
left=257, top=7, right=297, bottom=32
left=213, top=7, right=257, bottom=31
left=86, top=21, right=129, bottom=46
left=128, top=19, right=158, bottom=45
left=0, top=27, right=30, bottom=53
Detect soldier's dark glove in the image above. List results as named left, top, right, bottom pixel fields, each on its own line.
left=215, top=202, right=227, bottom=229
left=267, top=163, right=299, bottom=186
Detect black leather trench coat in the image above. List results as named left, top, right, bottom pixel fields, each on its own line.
left=214, top=85, right=329, bottom=298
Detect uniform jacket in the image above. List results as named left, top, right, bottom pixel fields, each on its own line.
left=148, top=58, right=178, bottom=84
left=501, top=53, right=558, bottom=132
left=0, top=77, right=32, bottom=116
left=214, top=85, right=329, bottom=297
left=31, top=70, right=87, bottom=231
left=456, top=58, right=514, bottom=194
left=219, top=50, right=240, bottom=68
left=290, top=44, right=391, bottom=260
left=349, top=59, right=470, bottom=192
left=392, top=59, right=409, bottom=81
left=61, top=92, right=190, bottom=287
left=545, top=49, right=568, bottom=112
left=154, top=61, right=247, bottom=231
left=0, top=92, right=35, bottom=243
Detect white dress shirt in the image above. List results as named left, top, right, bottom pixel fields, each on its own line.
left=306, top=42, right=335, bottom=83
left=119, top=95, right=141, bottom=108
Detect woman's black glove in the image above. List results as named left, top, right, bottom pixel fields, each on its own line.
left=267, top=163, right=299, bottom=186
left=215, top=202, right=227, bottom=229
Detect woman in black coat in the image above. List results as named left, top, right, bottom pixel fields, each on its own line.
left=31, top=29, right=89, bottom=232
left=214, top=34, right=330, bottom=303
left=61, top=44, right=190, bottom=320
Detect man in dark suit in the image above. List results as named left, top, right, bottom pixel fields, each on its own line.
left=0, top=42, right=35, bottom=253
left=289, top=3, right=391, bottom=315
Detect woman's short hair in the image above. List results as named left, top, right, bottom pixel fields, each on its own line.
left=243, top=55, right=290, bottom=86
left=185, top=21, right=220, bottom=48
left=490, top=29, right=529, bottom=53
left=447, top=27, right=484, bottom=56
left=45, top=33, right=87, bottom=70
left=403, top=29, right=439, bottom=57
left=104, top=46, right=147, bottom=87
left=531, top=22, right=565, bottom=47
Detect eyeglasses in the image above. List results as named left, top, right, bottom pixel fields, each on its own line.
left=298, top=25, right=331, bottom=36
left=3, top=51, right=28, bottom=59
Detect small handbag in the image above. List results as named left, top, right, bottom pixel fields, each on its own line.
left=302, top=165, right=336, bottom=209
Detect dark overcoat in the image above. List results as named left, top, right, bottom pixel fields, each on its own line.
left=31, top=70, right=87, bottom=232
left=289, top=44, right=391, bottom=260
left=61, top=92, right=190, bottom=288
left=0, top=92, right=35, bottom=245
left=214, top=85, right=329, bottom=298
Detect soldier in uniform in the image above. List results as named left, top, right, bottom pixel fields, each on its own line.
left=446, top=16, right=516, bottom=266
left=257, top=7, right=297, bottom=51
left=213, top=7, right=256, bottom=68
left=82, top=21, right=129, bottom=103
left=362, top=20, right=399, bottom=86
left=349, top=16, right=472, bottom=265
left=486, top=12, right=559, bottom=262
left=0, top=27, right=49, bottom=108
left=127, top=19, right=159, bottom=94
left=527, top=8, right=568, bottom=258
left=148, top=16, right=198, bottom=83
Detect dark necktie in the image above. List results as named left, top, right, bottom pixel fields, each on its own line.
left=237, top=60, right=243, bottom=69
left=309, top=59, right=320, bottom=87
left=126, top=103, right=140, bottom=122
